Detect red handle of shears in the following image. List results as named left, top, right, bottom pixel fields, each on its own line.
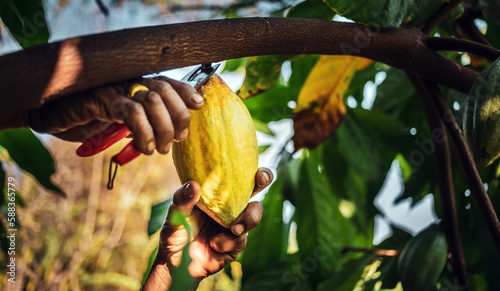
left=76, top=123, right=141, bottom=165
left=76, top=83, right=149, bottom=164
left=76, top=123, right=131, bottom=157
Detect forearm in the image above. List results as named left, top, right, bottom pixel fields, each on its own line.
left=141, top=259, right=172, bottom=291
left=0, top=111, right=29, bottom=131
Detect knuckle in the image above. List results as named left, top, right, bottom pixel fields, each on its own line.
left=176, top=111, right=191, bottom=127
left=155, top=81, right=173, bottom=94
left=126, top=102, right=144, bottom=116
left=144, top=91, right=163, bottom=105
left=248, top=207, right=263, bottom=227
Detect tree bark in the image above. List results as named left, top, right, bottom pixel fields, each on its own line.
left=0, top=17, right=478, bottom=116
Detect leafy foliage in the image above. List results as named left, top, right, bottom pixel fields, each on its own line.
left=0, top=129, right=62, bottom=194
left=0, top=0, right=49, bottom=48
left=0, top=0, right=499, bottom=290
left=323, top=0, right=444, bottom=27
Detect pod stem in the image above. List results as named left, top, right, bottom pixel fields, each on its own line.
left=406, top=72, right=469, bottom=290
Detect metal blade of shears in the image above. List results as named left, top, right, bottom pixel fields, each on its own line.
left=181, top=63, right=220, bottom=89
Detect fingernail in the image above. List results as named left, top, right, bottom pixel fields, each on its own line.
left=191, top=93, right=204, bottom=104
left=146, top=140, right=155, bottom=153
left=178, top=129, right=188, bottom=141
left=233, top=224, right=245, bottom=236
left=184, top=182, right=193, bottom=199
left=163, top=142, right=172, bottom=154
left=258, top=171, right=271, bottom=187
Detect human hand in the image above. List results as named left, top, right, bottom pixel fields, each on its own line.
left=141, top=167, right=274, bottom=291
left=28, top=76, right=203, bottom=154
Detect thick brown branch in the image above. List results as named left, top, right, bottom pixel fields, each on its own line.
left=425, top=79, right=500, bottom=257
left=0, top=18, right=478, bottom=117
left=426, top=37, right=500, bottom=61
left=407, top=72, right=469, bottom=289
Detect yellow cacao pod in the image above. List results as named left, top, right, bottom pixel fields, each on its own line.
left=172, top=74, right=259, bottom=228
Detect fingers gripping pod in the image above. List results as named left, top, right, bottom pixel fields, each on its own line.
left=75, top=64, right=220, bottom=189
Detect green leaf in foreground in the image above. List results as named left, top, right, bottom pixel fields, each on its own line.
left=141, top=245, right=158, bottom=285
left=0, top=0, right=49, bottom=48
left=317, top=255, right=376, bottom=291
left=240, top=177, right=287, bottom=282
left=292, top=153, right=356, bottom=285
left=147, top=197, right=172, bottom=236
left=0, top=129, right=62, bottom=195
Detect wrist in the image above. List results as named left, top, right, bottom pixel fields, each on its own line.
left=141, top=258, right=172, bottom=291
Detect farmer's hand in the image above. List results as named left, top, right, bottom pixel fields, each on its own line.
left=28, top=76, right=203, bottom=154
left=141, top=168, right=273, bottom=291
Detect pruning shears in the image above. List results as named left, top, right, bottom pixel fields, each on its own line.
left=75, top=63, right=220, bottom=187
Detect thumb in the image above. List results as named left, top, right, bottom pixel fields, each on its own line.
left=168, top=181, right=201, bottom=217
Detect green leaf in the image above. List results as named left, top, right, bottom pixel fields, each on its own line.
left=0, top=129, right=62, bottom=195
left=474, top=180, right=500, bottom=290
left=169, top=211, right=196, bottom=291
left=288, top=55, right=320, bottom=99
left=395, top=156, right=436, bottom=205
left=374, top=69, right=424, bottom=129
left=147, top=197, right=172, bottom=236
left=292, top=153, right=356, bottom=285
left=323, top=0, right=444, bottom=27
left=0, top=0, right=49, bottom=48
left=237, top=55, right=291, bottom=99
left=463, top=57, right=500, bottom=167
left=258, top=145, right=270, bottom=154
left=2, top=0, right=22, bottom=24
left=222, top=57, right=249, bottom=73
left=286, top=0, right=336, bottom=19
left=141, top=245, right=158, bottom=285
left=345, top=62, right=378, bottom=104
left=243, top=84, right=294, bottom=124
left=486, top=18, right=500, bottom=49
left=336, top=107, right=406, bottom=186
left=321, top=107, right=410, bottom=234
left=241, top=254, right=314, bottom=291
left=317, top=255, right=376, bottom=291
left=240, top=178, right=288, bottom=281
left=372, top=228, right=412, bottom=289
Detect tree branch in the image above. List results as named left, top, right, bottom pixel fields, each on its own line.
left=453, top=5, right=493, bottom=47
left=423, top=79, right=500, bottom=257
left=95, top=0, right=110, bottom=17
left=0, top=18, right=478, bottom=116
left=426, top=37, right=500, bottom=60
left=422, top=0, right=464, bottom=35
left=406, top=72, right=469, bottom=289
